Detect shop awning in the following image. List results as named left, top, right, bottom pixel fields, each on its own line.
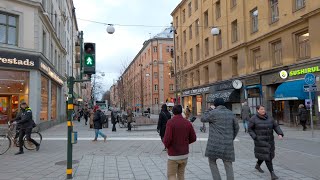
left=274, top=79, right=313, bottom=101
left=207, top=89, right=240, bottom=103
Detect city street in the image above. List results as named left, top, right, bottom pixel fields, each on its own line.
left=0, top=116, right=319, bottom=180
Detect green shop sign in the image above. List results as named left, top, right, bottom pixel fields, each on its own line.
left=289, top=66, right=320, bottom=76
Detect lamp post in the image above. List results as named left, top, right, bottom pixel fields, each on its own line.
left=170, top=23, right=178, bottom=105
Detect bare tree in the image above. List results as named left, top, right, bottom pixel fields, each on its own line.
left=102, top=90, right=111, bottom=103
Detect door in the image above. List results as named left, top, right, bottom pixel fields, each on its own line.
left=0, top=96, right=10, bottom=124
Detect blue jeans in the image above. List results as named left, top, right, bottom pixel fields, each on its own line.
left=243, top=120, right=248, bottom=130
left=94, top=129, right=106, bottom=139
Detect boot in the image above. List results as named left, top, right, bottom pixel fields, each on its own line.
left=271, top=171, right=279, bottom=180
left=255, top=164, right=264, bottom=173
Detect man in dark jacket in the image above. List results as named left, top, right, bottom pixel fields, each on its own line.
left=157, top=104, right=171, bottom=151
left=241, top=102, right=251, bottom=133
left=298, top=104, right=308, bottom=131
left=13, top=102, right=40, bottom=155
left=201, top=98, right=239, bottom=180
left=163, top=105, right=197, bottom=180
left=111, top=110, right=117, bottom=132
left=92, top=106, right=107, bottom=142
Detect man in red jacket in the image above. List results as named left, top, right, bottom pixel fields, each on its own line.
left=163, top=105, right=197, bottom=180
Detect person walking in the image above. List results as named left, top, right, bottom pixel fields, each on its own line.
left=241, top=102, right=251, bottom=133
left=163, top=105, right=197, bottom=180
left=127, top=107, right=133, bottom=131
left=92, top=105, right=107, bottom=142
left=157, top=104, right=171, bottom=151
left=12, top=102, right=40, bottom=155
left=84, top=107, right=89, bottom=125
left=201, top=98, right=239, bottom=180
left=111, top=109, right=117, bottom=132
left=89, top=108, right=94, bottom=129
left=297, top=104, right=307, bottom=131
left=185, top=106, right=191, bottom=120
left=248, top=105, right=284, bottom=180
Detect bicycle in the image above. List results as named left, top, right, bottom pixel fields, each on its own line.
left=0, top=121, right=42, bottom=155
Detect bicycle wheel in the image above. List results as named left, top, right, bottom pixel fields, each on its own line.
left=0, top=135, right=11, bottom=155
left=23, top=132, right=42, bottom=150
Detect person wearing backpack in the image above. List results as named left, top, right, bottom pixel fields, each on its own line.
left=157, top=104, right=171, bottom=151
left=92, top=105, right=107, bottom=142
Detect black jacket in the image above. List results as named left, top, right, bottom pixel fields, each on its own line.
left=111, top=111, right=117, bottom=124
left=93, top=110, right=103, bottom=129
left=17, top=107, right=35, bottom=129
left=248, top=114, right=284, bottom=161
left=298, top=108, right=308, bottom=122
left=157, top=111, right=171, bottom=138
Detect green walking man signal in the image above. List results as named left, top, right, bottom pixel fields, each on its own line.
left=83, top=43, right=96, bottom=74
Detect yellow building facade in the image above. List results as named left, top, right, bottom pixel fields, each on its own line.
left=172, top=0, right=320, bottom=125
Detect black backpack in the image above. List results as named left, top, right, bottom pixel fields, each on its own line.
left=100, top=112, right=107, bottom=124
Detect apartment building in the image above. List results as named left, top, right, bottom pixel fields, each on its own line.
left=172, top=0, right=320, bottom=125
left=0, top=0, right=79, bottom=129
left=120, top=29, right=175, bottom=114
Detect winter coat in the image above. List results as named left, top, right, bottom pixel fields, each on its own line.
left=248, top=114, right=284, bottom=161
left=93, top=110, right=103, bottom=129
left=163, top=114, right=197, bottom=157
left=201, top=106, right=239, bottom=162
left=157, top=111, right=171, bottom=138
left=111, top=111, right=117, bottom=124
left=127, top=109, right=133, bottom=123
left=17, top=107, right=35, bottom=130
left=298, top=108, right=308, bottom=122
left=241, top=105, right=251, bottom=121
left=185, top=107, right=191, bottom=119
left=89, top=109, right=94, bottom=126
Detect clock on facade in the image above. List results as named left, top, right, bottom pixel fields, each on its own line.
left=232, top=80, right=243, bottom=89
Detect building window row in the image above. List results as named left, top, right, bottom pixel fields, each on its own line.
left=0, top=12, right=17, bottom=45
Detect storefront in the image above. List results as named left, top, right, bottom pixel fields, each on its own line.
left=0, top=49, right=66, bottom=127
left=262, top=62, right=320, bottom=125
left=244, top=76, right=262, bottom=115
left=182, top=86, right=210, bottom=116
left=207, top=80, right=241, bottom=115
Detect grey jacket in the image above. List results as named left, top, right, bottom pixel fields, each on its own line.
left=201, top=106, right=239, bottom=162
left=241, top=105, right=251, bottom=121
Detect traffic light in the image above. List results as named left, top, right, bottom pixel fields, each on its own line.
left=83, top=42, right=96, bottom=74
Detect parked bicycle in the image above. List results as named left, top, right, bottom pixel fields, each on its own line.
left=0, top=121, right=42, bottom=155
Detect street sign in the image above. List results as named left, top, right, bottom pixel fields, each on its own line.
left=304, top=73, right=316, bottom=85
left=303, top=85, right=317, bottom=92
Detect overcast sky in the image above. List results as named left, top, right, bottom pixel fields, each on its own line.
left=74, top=0, right=181, bottom=94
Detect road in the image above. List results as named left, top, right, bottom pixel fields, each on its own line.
left=0, top=116, right=319, bottom=180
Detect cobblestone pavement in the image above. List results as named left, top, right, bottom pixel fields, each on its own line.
left=0, top=116, right=319, bottom=180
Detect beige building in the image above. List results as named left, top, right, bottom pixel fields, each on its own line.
left=0, top=0, right=80, bottom=129
left=172, top=0, right=320, bottom=125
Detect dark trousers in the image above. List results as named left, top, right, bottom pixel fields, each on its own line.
left=127, top=122, right=131, bottom=131
left=19, top=128, right=39, bottom=152
left=112, top=123, right=116, bottom=131
left=84, top=116, right=88, bottom=124
left=301, top=121, right=307, bottom=130
left=257, top=159, right=274, bottom=172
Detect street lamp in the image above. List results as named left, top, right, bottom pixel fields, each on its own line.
left=211, top=27, right=220, bottom=36
left=106, top=24, right=115, bottom=34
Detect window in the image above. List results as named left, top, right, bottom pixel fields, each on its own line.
left=195, top=0, right=199, bottom=11
left=297, top=31, right=310, bottom=59
left=0, top=12, right=18, bottom=45
left=231, top=20, right=238, bottom=42
left=216, top=61, right=222, bottom=80
left=188, top=2, right=192, bottom=17
left=42, top=0, right=47, bottom=10
left=270, top=0, right=279, bottom=23
left=205, top=38, right=209, bottom=56
left=196, top=70, right=200, bottom=85
left=272, top=40, right=282, bottom=66
left=51, top=83, right=57, bottom=120
left=231, top=0, right=237, bottom=8
left=169, top=84, right=174, bottom=91
left=251, top=8, right=258, bottom=33
left=50, top=43, right=53, bottom=62
left=295, top=0, right=305, bottom=10
left=154, top=84, right=158, bottom=91
left=190, top=48, right=193, bottom=64
left=204, top=11, right=209, bottom=27
left=154, top=72, right=158, bottom=78
left=182, top=9, right=186, bottom=23
left=216, top=1, right=221, bottom=19
left=195, top=19, right=200, bottom=36
left=189, top=25, right=192, bottom=39
left=191, top=72, right=194, bottom=87
left=175, top=16, right=179, bottom=29
left=42, top=30, right=46, bottom=55
left=184, top=74, right=188, bottom=88
left=231, top=55, right=238, bottom=76
left=153, top=46, right=157, bottom=52
left=155, top=98, right=159, bottom=104
left=217, top=33, right=222, bottom=50
left=177, top=56, right=180, bottom=69
left=204, top=66, right=209, bottom=84
left=183, top=30, right=186, bottom=44
left=166, top=46, right=171, bottom=52
left=196, top=44, right=200, bottom=61
left=176, top=36, right=179, bottom=50
left=41, top=76, right=49, bottom=121
left=252, top=48, right=261, bottom=70
left=184, top=52, right=188, bottom=66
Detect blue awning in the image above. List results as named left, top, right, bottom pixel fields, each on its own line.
left=274, top=80, right=314, bottom=101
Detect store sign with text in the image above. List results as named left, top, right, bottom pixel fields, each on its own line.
left=40, top=62, right=64, bottom=85
left=183, top=87, right=210, bottom=96
left=289, top=66, right=320, bottom=76
left=0, top=50, right=39, bottom=69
